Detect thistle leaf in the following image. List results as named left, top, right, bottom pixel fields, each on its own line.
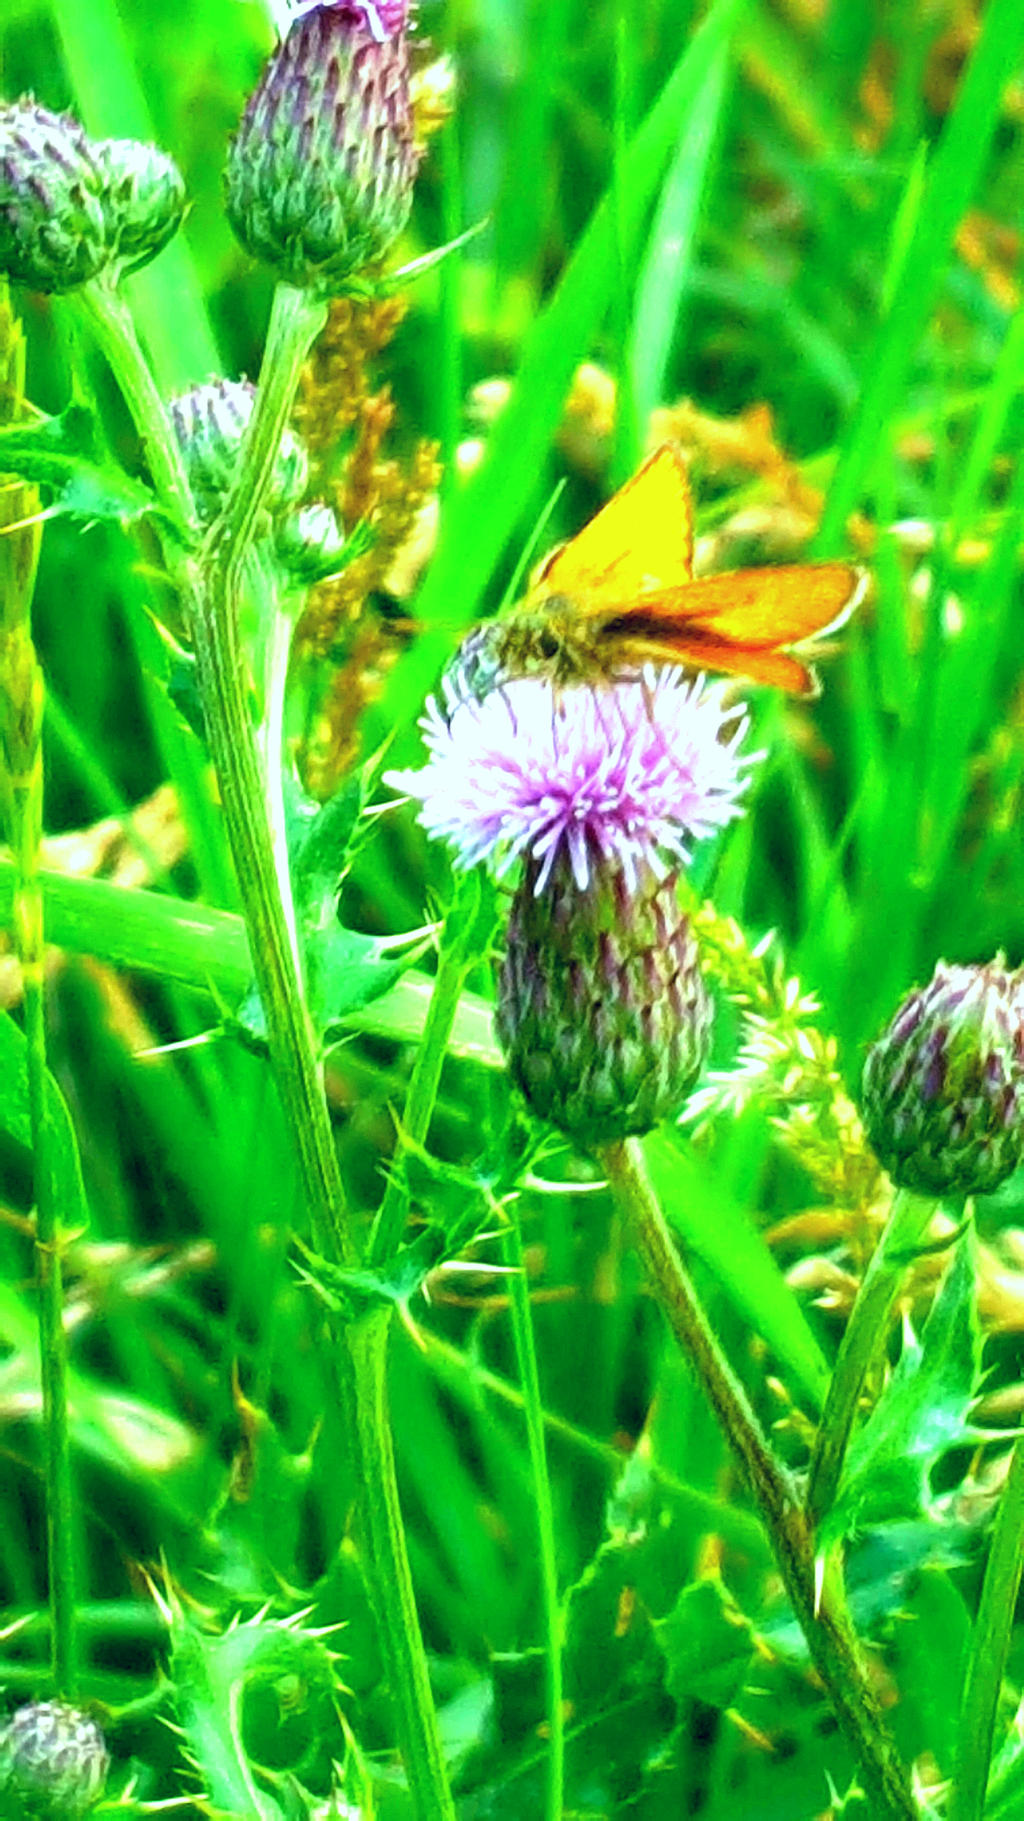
left=0, top=401, right=157, bottom=524
left=823, top=1231, right=985, bottom=1545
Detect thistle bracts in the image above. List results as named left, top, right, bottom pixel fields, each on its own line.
left=0, top=103, right=108, bottom=293
left=0, top=1702, right=109, bottom=1817
left=225, top=3, right=420, bottom=292
left=0, top=100, right=185, bottom=293
left=861, top=958, right=1024, bottom=1196
left=168, top=378, right=309, bottom=526
left=498, top=858, right=712, bottom=1142
left=91, top=137, right=186, bottom=276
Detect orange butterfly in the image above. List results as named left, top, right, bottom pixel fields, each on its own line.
left=455, top=443, right=864, bottom=699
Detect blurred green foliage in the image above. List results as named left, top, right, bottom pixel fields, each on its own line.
left=3, top=0, right=1024, bottom=1814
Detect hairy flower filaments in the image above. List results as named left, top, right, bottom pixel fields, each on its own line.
left=390, top=671, right=755, bottom=1140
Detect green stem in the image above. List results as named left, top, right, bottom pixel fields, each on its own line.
left=82, top=275, right=455, bottom=1820
left=75, top=277, right=198, bottom=538
left=0, top=450, right=76, bottom=1692
left=254, top=548, right=301, bottom=976
left=503, top=1204, right=564, bottom=1821
left=370, top=875, right=486, bottom=1265
left=805, top=1186, right=941, bottom=1527
left=949, top=1437, right=1024, bottom=1821
left=343, top=1309, right=456, bottom=1818
left=600, top=1138, right=917, bottom=1821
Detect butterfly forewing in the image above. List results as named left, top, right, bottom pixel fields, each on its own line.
left=536, top=443, right=694, bottom=600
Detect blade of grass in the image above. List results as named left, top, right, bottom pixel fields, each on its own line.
left=378, top=0, right=750, bottom=726
left=816, top=0, right=1024, bottom=549
left=626, top=28, right=733, bottom=439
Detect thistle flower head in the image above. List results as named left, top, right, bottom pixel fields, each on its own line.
left=390, top=670, right=753, bottom=1142
left=0, top=101, right=109, bottom=293
left=225, top=2, right=420, bottom=292
left=0, top=101, right=185, bottom=294
left=861, top=957, right=1024, bottom=1197
left=0, top=1701, right=109, bottom=1817
left=387, top=668, right=753, bottom=894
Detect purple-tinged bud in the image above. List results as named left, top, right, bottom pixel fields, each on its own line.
left=168, top=378, right=309, bottom=525
left=497, top=858, right=713, bottom=1144
left=92, top=137, right=186, bottom=276
left=861, top=958, right=1024, bottom=1196
left=0, top=1701, right=109, bottom=1816
left=0, top=101, right=108, bottom=293
left=225, top=4, right=420, bottom=293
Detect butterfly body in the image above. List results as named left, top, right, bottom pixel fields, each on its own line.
left=450, top=444, right=865, bottom=703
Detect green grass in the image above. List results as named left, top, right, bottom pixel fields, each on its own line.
left=3, top=0, right=1024, bottom=1815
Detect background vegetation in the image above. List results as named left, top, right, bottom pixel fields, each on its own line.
left=2, top=0, right=1024, bottom=1814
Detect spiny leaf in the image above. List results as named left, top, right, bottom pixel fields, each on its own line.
left=0, top=400, right=158, bottom=525
left=654, top=1577, right=756, bottom=1712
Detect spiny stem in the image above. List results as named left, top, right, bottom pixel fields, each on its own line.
left=80, top=275, right=456, bottom=1820
left=600, top=1137, right=917, bottom=1821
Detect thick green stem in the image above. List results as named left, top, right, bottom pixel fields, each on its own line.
left=503, top=1204, right=564, bottom=1821
left=600, top=1138, right=917, bottom=1821
left=82, top=275, right=456, bottom=1820
left=343, top=1310, right=456, bottom=1819
left=806, top=1186, right=940, bottom=1526
left=949, top=1438, right=1024, bottom=1821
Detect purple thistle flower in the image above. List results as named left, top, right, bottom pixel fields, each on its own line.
left=386, top=668, right=754, bottom=894
left=289, top=0, right=410, bottom=40
left=389, top=668, right=756, bottom=1141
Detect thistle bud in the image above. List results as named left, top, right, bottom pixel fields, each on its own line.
left=225, top=4, right=420, bottom=293
left=274, top=500, right=348, bottom=583
left=168, top=378, right=309, bottom=525
left=93, top=137, right=186, bottom=276
left=0, top=101, right=108, bottom=293
left=0, top=1701, right=109, bottom=1817
left=497, top=858, right=713, bottom=1143
left=861, top=958, right=1024, bottom=1196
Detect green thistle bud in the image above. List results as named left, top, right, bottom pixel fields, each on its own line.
left=0, top=1701, right=109, bottom=1817
left=274, top=500, right=348, bottom=582
left=861, top=958, right=1024, bottom=1196
left=92, top=137, right=186, bottom=276
left=0, top=101, right=108, bottom=293
left=225, top=4, right=420, bottom=293
left=497, top=858, right=713, bottom=1145
left=168, top=378, right=309, bottom=525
